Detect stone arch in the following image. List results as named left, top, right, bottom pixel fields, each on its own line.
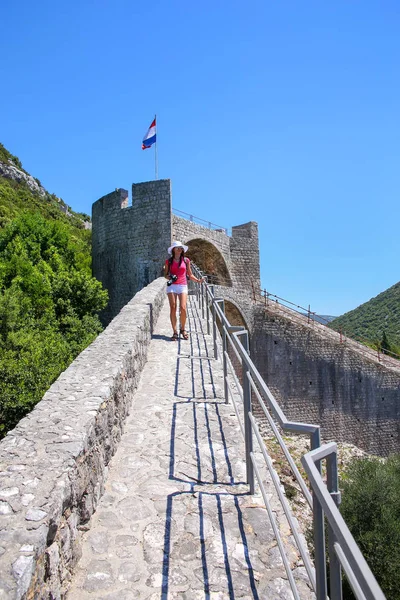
left=213, top=298, right=248, bottom=338
left=186, top=238, right=232, bottom=287
left=223, top=299, right=249, bottom=331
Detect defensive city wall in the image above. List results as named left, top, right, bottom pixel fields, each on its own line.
left=251, top=303, right=400, bottom=456
left=0, top=178, right=399, bottom=597
left=92, top=179, right=400, bottom=456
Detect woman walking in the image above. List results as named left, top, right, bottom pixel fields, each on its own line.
left=164, top=241, right=204, bottom=341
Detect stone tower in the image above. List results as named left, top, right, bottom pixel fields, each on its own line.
left=92, top=180, right=172, bottom=324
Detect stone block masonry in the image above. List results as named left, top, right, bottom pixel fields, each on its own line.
left=0, top=278, right=166, bottom=600
left=172, top=215, right=231, bottom=258
left=172, top=216, right=261, bottom=295
left=92, top=181, right=172, bottom=325
left=252, top=302, right=400, bottom=456
left=172, top=215, right=261, bottom=328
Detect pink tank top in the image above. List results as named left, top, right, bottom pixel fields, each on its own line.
left=165, top=258, right=189, bottom=285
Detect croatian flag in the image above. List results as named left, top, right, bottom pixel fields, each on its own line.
left=142, top=117, right=156, bottom=149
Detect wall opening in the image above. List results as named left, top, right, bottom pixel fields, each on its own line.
left=186, top=238, right=232, bottom=287
left=223, top=300, right=247, bottom=329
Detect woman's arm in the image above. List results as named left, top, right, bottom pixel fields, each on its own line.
left=187, top=261, right=205, bottom=284
left=164, top=260, right=170, bottom=279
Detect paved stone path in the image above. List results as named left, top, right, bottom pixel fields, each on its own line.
left=67, top=296, right=314, bottom=599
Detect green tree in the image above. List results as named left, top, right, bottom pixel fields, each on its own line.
left=0, top=212, right=108, bottom=436
left=340, top=455, right=400, bottom=599
left=380, top=330, right=391, bottom=355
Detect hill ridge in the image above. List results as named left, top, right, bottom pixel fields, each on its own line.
left=329, top=281, right=400, bottom=353
left=0, top=142, right=90, bottom=229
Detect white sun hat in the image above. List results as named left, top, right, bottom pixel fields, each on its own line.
left=168, top=240, right=188, bottom=255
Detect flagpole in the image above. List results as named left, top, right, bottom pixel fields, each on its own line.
left=154, top=114, right=158, bottom=180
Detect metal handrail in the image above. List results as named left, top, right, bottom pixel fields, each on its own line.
left=253, top=284, right=400, bottom=365
left=302, top=444, right=386, bottom=600
left=172, top=207, right=231, bottom=236
left=190, top=263, right=386, bottom=600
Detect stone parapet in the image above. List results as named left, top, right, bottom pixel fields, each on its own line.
left=172, top=215, right=231, bottom=256
left=0, top=278, right=167, bottom=599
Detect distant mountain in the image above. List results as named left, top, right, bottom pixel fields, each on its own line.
left=328, top=282, right=400, bottom=354
left=316, top=315, right=337, bottom=324
left=301, top=314, right=337, bottom=325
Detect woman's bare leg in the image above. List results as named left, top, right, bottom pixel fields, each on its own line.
left=168, top=293, right=178, bottom=333
left=178, top=293, right=188, bottom=332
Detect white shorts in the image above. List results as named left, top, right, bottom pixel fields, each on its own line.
left=167, top=284, right=188, bottom=295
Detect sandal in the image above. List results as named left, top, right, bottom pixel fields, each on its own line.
left=180, top=329, right=189, bottom=340
left=171, top=332, right=179, bottom=341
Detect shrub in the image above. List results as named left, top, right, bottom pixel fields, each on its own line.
left=340, top=455, right=400, bottom=599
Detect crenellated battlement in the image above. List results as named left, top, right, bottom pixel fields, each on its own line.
left=92, top=188, right=129, bottom=214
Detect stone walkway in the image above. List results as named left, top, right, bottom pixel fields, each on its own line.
left=67, top=296, right=314, bottom=600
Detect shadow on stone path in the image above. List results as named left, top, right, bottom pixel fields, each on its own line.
left=66, top=296, right=314, bottom=600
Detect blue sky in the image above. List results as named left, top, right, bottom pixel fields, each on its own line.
left=1, top=0, right=399, bottom=316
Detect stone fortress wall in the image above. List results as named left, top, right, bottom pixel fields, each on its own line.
left=92, top=178, right=400, bottom=456
left=0, top=178, right=264, bottom=596
left=252, top=302, right=400, bottom=456
left=92, top=181, right=172, bottom=325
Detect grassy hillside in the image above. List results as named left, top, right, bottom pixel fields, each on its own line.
left=329, top=282, right=400, bottom=355
left=0, top=143, right=90, bottom=230
left=0, top=143, right=107, bottom=437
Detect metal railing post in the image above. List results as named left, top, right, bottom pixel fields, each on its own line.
left=209, top=285, right=217, bottom=359
left=193, top=266, right=199, bottom=303
left=219, top=300, right=229, bottom=404
left=193, top=265, right=202, bottom=309
left=212, top=301, right=218, bottom=359
left=240, top=331, right=255, bottom=494
left=327, top=449, right=342, bottom=600
left=206, top=284, right=211, bottom=335
left=311, top=428, right=327, bottom=600
left=200, top=277, right=205, bottom=319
